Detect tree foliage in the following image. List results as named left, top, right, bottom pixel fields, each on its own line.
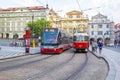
left=27, top=18, right=50, bottom=37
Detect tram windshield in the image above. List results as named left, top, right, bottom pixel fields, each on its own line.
left=73, top=35, right=88, bottom=42
left=42, top=28, right=58, bottom=44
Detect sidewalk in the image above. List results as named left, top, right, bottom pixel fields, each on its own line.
left=0, top=46, right=40, bottom=59
left=89, top=46, right=120, bottom=80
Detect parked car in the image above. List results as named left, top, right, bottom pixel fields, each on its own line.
left=106, top=43, right=114, bottom=47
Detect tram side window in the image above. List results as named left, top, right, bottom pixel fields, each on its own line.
left=84, top=36, right=89, bottom=41
left=62, top=37, right=68, bottom=44
left=73, top=36, right=77, bottom=41
left=60, top=37, right=65, bottom=44
left=58, top=33, right=61, bottom=44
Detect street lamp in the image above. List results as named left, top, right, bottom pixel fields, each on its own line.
left=73, top=28, right=76, bottom=36
left=32, top=14, right=34, bottom=36
left=45, top=12, right=47, bottom=28
left=31, top=14, right=36, bottom=48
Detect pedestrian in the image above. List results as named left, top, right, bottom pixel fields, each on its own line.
left=91, top=41, right=94, bottom=52
left=114, top=40, right=117, bottom=48
left=94, top=41, right=98, bottom=53
left=98, top=40, right=103, bottom=54
left=91, top=41, right=97, bottom=53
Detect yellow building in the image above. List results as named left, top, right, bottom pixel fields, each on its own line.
left=49, top=10, right=89, bottom=35
left=49, top=9, right=61, bottom=28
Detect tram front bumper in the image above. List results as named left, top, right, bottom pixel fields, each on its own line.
left=41, top=48, right=62, bottom=53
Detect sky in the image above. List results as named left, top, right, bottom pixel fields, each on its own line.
left=0, top=0, right=120, bottom=24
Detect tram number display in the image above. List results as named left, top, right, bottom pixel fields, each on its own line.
left=45, top=29, right=54, bottom=32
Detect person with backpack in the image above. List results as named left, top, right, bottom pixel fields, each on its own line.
left=91, top=41, right=97, bottom=53
left=98, top=40, right=103, bottom=54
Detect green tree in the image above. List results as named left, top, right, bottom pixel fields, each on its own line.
left=27, top=18, right=50, bottom=37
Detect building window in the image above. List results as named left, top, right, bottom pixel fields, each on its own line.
left=102, top=20, right=104, bottom=23
left=21, top=9, right=23, bottom=11
left=6, top=27, right=10, bottom=32
left=98, top=24, right=102, bottom=28
left=69, top=16, right=73, bottom=18
left=2, top=23, right=5, bottom=26
left=7, top=22, right=10, bottom=26
left=91, top=25, right=94, bottom=28
left=91, top=31, right=94, bottom=35
left=1, top=27, right=4, bottom=32
left=107, top=24, right=109, bottom=28
left=98, top=31, right=103, bottom=35
left=76, top=15, right=80, bottom=18
left=69, top=21, right=73, bottom=26
left=63, top=23, right=67, bottom=26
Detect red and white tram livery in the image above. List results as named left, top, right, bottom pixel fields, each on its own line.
left=73, top=33, right=89, bottom=53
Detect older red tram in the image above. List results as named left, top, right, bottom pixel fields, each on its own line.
left=73, top=33, right=89, bottom=53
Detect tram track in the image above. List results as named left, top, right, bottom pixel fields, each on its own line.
left=66, top=53, right=88, bottom=80
left=24, top=53, right=76, bottom=80
left=0, top=50, right=108, bottom=80
left=0, top=54, right=54, bottom=72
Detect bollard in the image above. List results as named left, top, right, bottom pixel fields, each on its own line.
left=32, top=39, right=36, bottom=48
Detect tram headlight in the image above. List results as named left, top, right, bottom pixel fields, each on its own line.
left=54, top=49, right=56, bottom=51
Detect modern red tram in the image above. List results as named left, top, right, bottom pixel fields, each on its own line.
left=40, top=28, right=71, bottom=54
left=73, top=33, right=89, bottom=53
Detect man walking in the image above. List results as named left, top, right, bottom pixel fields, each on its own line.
left=98, top=40, right=103, bottom=54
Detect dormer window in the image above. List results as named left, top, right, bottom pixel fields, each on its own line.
left=69, top=16, right=73, bottom=18
left=76, top=15, right=80, bottom=18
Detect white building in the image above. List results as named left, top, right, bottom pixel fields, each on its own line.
left=89, top=13, right=115, bottom=44
left=0, top=4, right=49, bottom=39
left=115, top=23, right=120, bottom=45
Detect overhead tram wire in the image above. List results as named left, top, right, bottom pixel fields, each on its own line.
left=75, top=0, right=102, bottom=12
left=81, top=7, right=101, bottom=12
left=36, top=0, right=48, bottom=28
left=36, top=0, right=45, bottom=6
left=76, top=0, right=82, bottom=11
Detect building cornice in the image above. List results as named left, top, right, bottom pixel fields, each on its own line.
left=66, top=10, right=83, bottom=15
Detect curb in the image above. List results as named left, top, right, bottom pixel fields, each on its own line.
left=102, top=55, right=116, bottom=80
left=0, top=54, right=26, bottom=60
left=88, top=49, right=116, bottom=80
left=0, top=53, right=40, bottom=60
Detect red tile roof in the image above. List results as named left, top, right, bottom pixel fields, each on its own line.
left=1, top=8, right=19, bottom=11
left=49, top=8, right=55, bottom=13
left=26, top=6, right=45, bottom=10
left=0, top=6, right=45, bottom=11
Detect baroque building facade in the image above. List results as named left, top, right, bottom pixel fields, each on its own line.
left=49, top=10, right=89, bottom=36
left=0, top=5, right=49, bottom=39
left=89, top=13, right=115, bottom=44
left=49, top=9, right=61, bottom=29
